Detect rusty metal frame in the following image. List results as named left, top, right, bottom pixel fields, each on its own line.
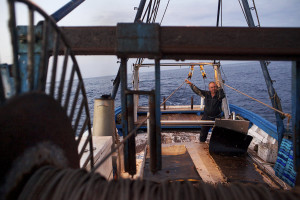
left=6, top=0, right=94, bottom=169
left=61, top=24, right=300, bottom=60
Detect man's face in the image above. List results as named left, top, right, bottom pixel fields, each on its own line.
left=209, top=82, right=217, bottom=94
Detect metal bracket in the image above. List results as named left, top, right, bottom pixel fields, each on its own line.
left=116, top=23, right=160, bottom=58
left=17, top=25, right=44, bottom=53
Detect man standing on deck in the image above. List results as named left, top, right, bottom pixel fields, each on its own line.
left=185, top=80, right=225, bottom=142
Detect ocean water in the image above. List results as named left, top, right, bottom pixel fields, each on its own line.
left=83, top=61, right=292, bottom=128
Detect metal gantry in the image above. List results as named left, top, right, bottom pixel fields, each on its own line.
left=60, top=23, right=300, bottom=175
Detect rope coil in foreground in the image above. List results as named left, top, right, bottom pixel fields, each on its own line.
left=8, top=165, right=300, bottom=200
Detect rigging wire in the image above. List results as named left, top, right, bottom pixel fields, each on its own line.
left=251, top=0, right=261, bottom=27
left=237, top=0, right=249, bottom=26
left=215, top=1, right=222, bottom=74
left=133, top=0, right=169, bottom=84
left=220, top=65, right=228, bottom=82
left=146, top=0, right=153, bottom=22
left=153, top=0, right=161, bottom=22
left=216, top=0, right=221, bottom=27
left=220, top=0, right=223, bottom=26
left=160, top=0, right=171, bottom=24
left=141, top=2, right=150, bottom=21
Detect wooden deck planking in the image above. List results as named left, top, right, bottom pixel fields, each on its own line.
left=186, top=143, right=226, bottom=184
left=143, top=145, right=201, bottom=182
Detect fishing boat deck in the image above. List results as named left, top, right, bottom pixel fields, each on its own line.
left=142, top=140, right=283, bottom=189
left=115, top=129, right=286, bottom=189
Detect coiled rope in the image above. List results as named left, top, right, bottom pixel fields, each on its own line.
left=13, top=165, right=299, bottom=200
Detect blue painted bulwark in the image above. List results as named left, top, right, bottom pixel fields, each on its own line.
left=229, top=104, right=277, bottom=140
left=115, top=104, right=277, bottom=139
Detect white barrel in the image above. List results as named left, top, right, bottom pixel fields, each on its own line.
left=92, top=96, right=115, bottom=136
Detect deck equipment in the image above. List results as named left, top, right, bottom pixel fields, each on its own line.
left=209, top=119, right=253, bottom=156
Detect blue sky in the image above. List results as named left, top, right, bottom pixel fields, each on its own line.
left=1, top=0, right=300, bottom=78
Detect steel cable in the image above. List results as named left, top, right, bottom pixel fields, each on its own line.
left=160, top=0, right=171, bottom=24
left=15, top=166, right=300, bottom=200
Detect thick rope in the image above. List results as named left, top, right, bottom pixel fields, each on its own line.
left=12, top=165, right=300, bottom=200
left=224, top=83, right=291, bottom=127
left=161, top=81, right=185, bottom=106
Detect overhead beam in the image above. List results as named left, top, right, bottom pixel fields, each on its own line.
left=61, top=25, right=300, bottom=60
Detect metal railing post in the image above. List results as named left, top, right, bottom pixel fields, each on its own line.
left=154, top=59, right=162, bottom=171
left=120, top=58, right=129, bottom=172
left=127, top=93, right=136, bottom=175
left=292, top=61, right=300, bottom=176
left=149, top=91, right=157, bottom=172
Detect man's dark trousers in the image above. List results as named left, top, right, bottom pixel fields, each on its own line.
left=200, top=115, right=215, bottom=142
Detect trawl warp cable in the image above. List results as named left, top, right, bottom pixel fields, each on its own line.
left=12, top=165, right=300, bottom=200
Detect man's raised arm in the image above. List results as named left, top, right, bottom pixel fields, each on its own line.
left=185, top=79, right=206, bottom=98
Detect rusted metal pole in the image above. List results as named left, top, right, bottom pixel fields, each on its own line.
left=240, top=0, right=285, bottom=147
left=191, top=96, right=194, bottom=110
left=51, top=0, right=85, bottom=22
left=155, top=59, right=162, bottom=171
left=149, top=91, right=157, bottom=173
left=60, top=26, right=300, bottom=60
left=134, top=0, right=147, bottom=22
left=120, top=58, right=129, bottom=172
left=163, top=97, right=166, bottom=110
left=292, top=61, right=300, bottom=177
left=127, top=93, right=136, bottom=175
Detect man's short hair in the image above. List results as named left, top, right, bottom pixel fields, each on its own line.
left=208, top=81, right=216, bottom=86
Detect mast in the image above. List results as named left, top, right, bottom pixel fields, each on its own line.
left=240, top=0, right=285, bottom=146
left=213, top=64, right=230, bottom=119
left=215, top=0, right=230, bottom=119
